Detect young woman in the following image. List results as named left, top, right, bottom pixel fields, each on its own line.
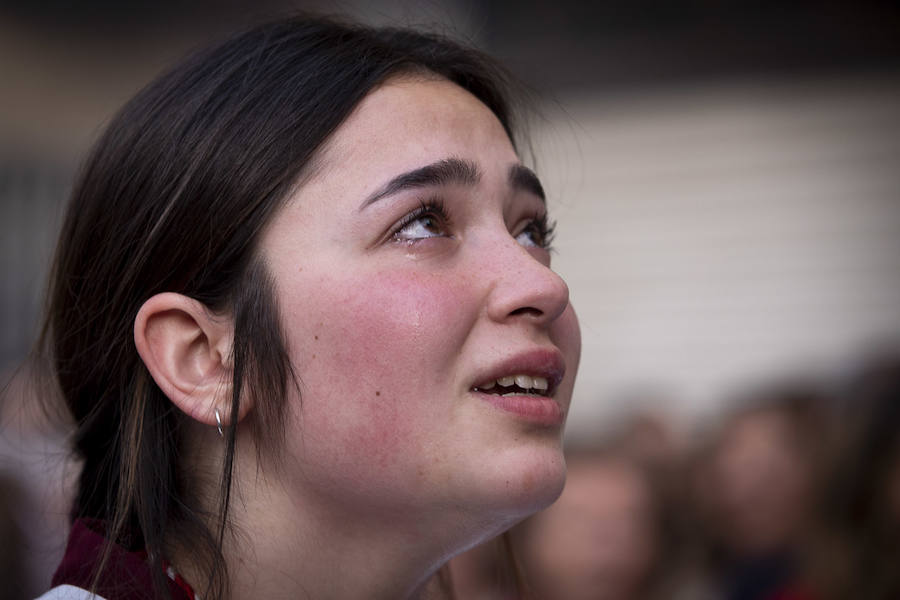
left=37, top=15, right=580, bottom=600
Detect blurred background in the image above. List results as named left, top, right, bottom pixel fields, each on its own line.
left=1, top=1, right=899, bottom=599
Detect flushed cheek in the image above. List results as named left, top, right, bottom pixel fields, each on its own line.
left=282, top=267, right=477, bottom=483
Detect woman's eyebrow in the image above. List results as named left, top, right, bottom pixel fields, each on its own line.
left=359, top=157, right=480, bottom=210
left=508, top=164, right=545, bottom=203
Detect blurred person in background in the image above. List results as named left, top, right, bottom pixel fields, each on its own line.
left=825, top=354, right=900, bottom=600
left=617, top=409, right=685, bottom=481
left=510, top=443, right=670, bottom=600
left=694, top=387, right=832, bottom=600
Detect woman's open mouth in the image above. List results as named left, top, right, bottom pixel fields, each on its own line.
left=470, top=352, right=566, bottom=426
left=473, top=374, right=551, bottom=397
left=472, top=374, right=565, bottom=427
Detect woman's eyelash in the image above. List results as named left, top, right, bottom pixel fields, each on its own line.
left=524, top=212, right=557, bottom=251
left=391, top=198, right=450, bottom=240
left=389, top=200, right=556, bottom=250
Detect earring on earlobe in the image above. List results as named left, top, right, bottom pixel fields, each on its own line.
left=215, top=408, right=224, bottom=437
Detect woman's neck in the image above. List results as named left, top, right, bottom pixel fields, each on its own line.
left=222, top=489, right=455, bottom=600
left=171, top=460, right=464, bottom=600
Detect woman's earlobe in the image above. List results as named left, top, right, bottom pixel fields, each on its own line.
left=134, top=292, right=243, bottom=427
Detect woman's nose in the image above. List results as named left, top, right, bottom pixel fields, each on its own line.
left=484, top=236, right=570, bottom=327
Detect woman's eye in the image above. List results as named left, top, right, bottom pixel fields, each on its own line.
left=392, top=201, right=451, bottom=243
left=515, top=226, right=542, bottom=248
left=515, top=215, right=556, bottom=250
left=396, top=215, right=445, bottom=240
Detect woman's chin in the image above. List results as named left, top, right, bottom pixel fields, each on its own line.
left=474, top=443, right=568, bottom=523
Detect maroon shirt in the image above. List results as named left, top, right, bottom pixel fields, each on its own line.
left=50, top=519, right=195, bottom=600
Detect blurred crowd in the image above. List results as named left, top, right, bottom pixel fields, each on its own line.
left=450, top=351, right=900, bottom=600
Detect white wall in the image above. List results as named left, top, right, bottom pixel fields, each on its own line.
left=537, top=74, right=900, bottom=437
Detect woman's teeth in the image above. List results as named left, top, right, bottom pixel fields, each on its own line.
left=475, top=375, right=549, bottom=395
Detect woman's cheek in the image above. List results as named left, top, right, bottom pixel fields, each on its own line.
left=286, top=267, right=473, bottom=480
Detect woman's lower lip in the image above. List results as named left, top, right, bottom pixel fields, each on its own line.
left=473, top=391, right=564, bottom=426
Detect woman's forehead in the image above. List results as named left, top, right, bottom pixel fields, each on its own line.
left=313, top=76, right=517, bottom=184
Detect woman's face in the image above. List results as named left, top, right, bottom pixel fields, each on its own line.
left=258, top=76, right=580, bottom=533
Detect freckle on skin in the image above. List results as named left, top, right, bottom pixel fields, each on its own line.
left=314, top=335, right=318, bottom=340
left=375, top=391, right=380, bottom=396
left=522, top=470, right=536, bottom=493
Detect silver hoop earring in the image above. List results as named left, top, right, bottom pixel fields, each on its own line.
left=215, top=408, right=224, bottom=437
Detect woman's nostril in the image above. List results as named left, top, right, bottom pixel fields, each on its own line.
left=509, top=306, right=543, bottom=318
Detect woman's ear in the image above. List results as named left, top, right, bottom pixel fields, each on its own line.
left=134, top=292, right=251, bottom=429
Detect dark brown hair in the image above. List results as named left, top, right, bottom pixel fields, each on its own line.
left=39, top=15, right=522, bottom=599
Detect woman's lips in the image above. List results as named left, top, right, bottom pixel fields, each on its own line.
left=472, top=389, right=565, bottom=426
left=470, top=347, right=567, bottom=426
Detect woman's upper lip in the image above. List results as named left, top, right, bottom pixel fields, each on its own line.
left=471, top=348, right=566, bottom=396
